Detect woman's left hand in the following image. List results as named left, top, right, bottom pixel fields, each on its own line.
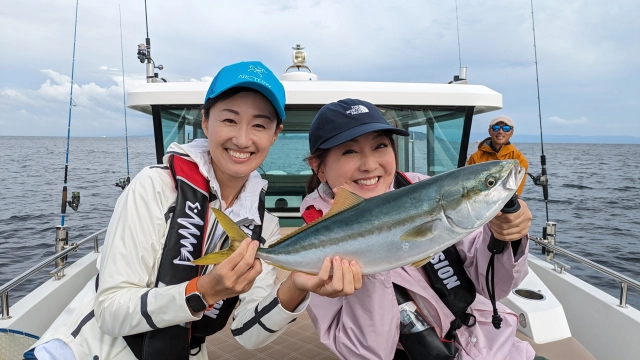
left=277, top=256, right=363, bottom=311
left=489, top=199, right=532, bottom=241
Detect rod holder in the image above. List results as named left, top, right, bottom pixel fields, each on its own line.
left=619, top=282, right=628, bottom=308
left=543, top=222, right=556, bottom=261
left=55, top=225, right=69, bottom=280
left=1, top=292, right=10, bottom=320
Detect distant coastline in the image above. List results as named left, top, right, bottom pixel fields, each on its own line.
left=2, top=133, right=640, bottom=145
left=470, top=133, right=640, bottom=145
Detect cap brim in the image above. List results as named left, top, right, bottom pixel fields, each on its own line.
left=207, top=81, right=286, bottom=120
left=318, top=122, right=410, bottom=150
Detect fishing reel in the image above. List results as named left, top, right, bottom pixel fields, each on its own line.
left=114, top=176, right=131, bottom=190
left=67, top=192, right=80, bottom=211
left=526, top=172, right=548, bottom=187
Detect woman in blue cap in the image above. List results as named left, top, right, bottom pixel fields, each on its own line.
left=29, top=62, right=357, bottom=360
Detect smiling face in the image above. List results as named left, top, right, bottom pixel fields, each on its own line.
left=202, top=91, right=282, bottom=185
left=311, top=132, right=397, bottom=199
left=488, top=121, right=514, bottom=148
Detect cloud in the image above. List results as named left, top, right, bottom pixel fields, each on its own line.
left=0, top=69, right=149, bottom=136
left=548, top=116, right=590, bottom=125
left=1, top=0, right=639, bottom=137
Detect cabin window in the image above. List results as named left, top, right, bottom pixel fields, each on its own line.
left=156, top=105, right=471, bottom=226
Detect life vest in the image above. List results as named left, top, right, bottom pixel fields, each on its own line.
left=301, top=172, right=476, bottom=340
left=122, top=154, right=265, bottom=359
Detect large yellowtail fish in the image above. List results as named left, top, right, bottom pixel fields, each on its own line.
left=193, top=160, right=525, bottom=275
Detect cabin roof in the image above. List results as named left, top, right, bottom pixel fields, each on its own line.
left=128, top=80, right=502, bottom=115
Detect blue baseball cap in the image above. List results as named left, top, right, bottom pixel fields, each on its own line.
left=309, top=98, right=409, bottom=153
left=204, top=61, right=286, bottom=120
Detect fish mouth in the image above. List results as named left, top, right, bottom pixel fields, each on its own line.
left=504, top=162, right=525, bottom=192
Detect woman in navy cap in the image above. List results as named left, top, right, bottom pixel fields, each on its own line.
left=29, top=62, right=356, bottom=360
left=301, top=99, right=539, bottom=360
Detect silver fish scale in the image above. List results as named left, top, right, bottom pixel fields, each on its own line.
left=258, top=160, right=520, bottom=275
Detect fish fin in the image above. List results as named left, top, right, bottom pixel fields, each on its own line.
left=264, top=260, right=316, bottom=275
left=191, top=208, right=245, bottom=265
left=411, top=256, right=433, bottom=268
left=399, top=220, right=439, bottom=241
left=267, top=187, right=364, bottom=248
left=326, top=187, right=365, bottom=217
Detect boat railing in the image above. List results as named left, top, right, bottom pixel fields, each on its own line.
left=530, top=236, right=640, bottom=308
left=0, top=228, right=107, bottom=320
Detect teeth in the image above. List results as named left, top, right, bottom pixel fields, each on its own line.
left=228, top=149, right=251, bottom=159
left=356, top=177, right=379, bottom=186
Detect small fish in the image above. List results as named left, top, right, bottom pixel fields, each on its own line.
left=192, top=160, right=524, bottom=275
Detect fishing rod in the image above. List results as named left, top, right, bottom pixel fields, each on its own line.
left=526, top=0, right=558, bottom=259
left=60, top=0, right=81, bottom=228
left=526, top=0, right=550, bottom=223
left=115, top=4, right=131, bottom=190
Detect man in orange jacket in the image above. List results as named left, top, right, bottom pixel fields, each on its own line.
left=467, top=115, right=528, bottom=196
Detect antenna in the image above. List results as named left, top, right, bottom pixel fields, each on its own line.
left=136, top=0, right=164, bottom=83
left=449, top=0, right=467, bottom=84
left=116, top=4, right=131, bottom=190
left=455, top=0, right=462, bottom=68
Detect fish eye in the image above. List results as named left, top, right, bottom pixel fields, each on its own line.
left=485, top=176, right=497, bottom=188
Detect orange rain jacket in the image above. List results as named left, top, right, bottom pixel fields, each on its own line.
left=467, top=137, right=529, bottom=196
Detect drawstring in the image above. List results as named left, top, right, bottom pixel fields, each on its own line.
left=485, top=254, right=503, bottom=329
left=486, top=193, right=521, bottom=330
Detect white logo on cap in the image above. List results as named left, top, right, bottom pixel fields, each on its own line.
left=346, top=105, right=369, bottom=115
left=249, top=65, right=266, bottom=77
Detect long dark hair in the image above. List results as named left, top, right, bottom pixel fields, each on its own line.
left=305, top=132, right=398, bottom=195
left=201, top=87, right=283, bottom=127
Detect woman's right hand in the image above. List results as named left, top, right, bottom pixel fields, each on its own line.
left=196, top=238, right=262, bottom=306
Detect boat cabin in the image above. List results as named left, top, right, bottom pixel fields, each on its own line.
left=128, top=57, right=502, bottom=227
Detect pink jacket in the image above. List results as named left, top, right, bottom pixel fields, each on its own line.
left=300, top=173, right=535, bottom=360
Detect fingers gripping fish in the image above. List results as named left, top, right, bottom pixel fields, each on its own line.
left=192, top=160, right=525, bottom=275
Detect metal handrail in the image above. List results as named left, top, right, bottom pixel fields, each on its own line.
left=530, top=236, right=640, bottom=307
left=1, top=228, right=107, bottom=319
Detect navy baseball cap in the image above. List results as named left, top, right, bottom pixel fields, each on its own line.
left=309, top=98, right=409, bottom=153
left=204, top=61, right=286, bottom=120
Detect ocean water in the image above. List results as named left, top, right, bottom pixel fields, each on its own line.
left=0, top=136, right=639, bottom=311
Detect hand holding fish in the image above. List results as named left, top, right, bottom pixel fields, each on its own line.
left=292, top=256, right=363, bottom=297
left=196, top=238, right=263, bottom=306
left=276, top=256, right=363, bottom=310
left=488, top=199, right=532, bottom=241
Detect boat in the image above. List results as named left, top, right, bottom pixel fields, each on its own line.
left=2, top=45, right=639, bottom=360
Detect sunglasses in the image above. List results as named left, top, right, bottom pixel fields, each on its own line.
left=491, top=125, right=512, bottom=133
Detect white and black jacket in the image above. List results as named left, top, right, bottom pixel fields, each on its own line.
left=31, top=139, right=308, bottom=360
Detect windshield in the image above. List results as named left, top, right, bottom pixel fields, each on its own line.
left=157, top=105, right=470, bottom=226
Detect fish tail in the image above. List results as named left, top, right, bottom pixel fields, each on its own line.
left=191, top=208, right=247, bottom=265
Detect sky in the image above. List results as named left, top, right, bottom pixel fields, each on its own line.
left=1, top=0, right=638, bottom=139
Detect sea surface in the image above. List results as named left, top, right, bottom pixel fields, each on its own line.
left=1, top=136, right=639, bottom=311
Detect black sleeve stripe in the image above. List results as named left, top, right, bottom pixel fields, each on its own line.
left=165, top=151, right=190, bottom=157
left=71, top=310, right=95, bottom=338
left=141, top=289, right=159, bottom=330
left=230, top=297, right=280, bottom=337
left=149, top=165, right=169, bottom=170
left=164, top=205, right=175, bottom=223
